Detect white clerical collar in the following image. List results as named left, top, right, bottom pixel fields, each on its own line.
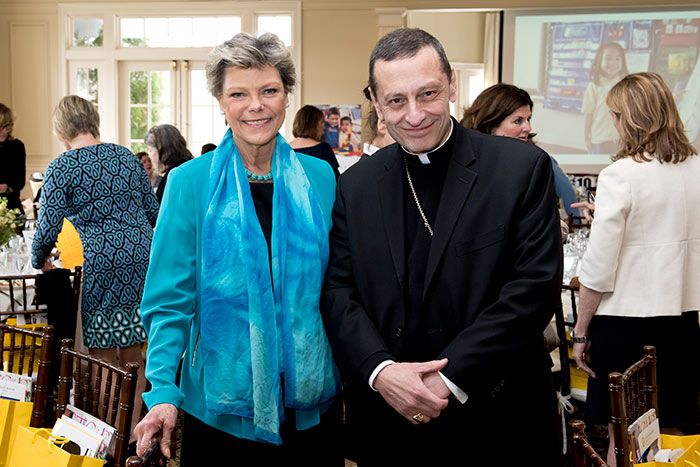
left=400, top=119, right=454, bottom=165
left=363, top=142, right=381, bottom=156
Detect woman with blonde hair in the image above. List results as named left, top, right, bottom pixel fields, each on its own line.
left=32, top=95, right=159, bottom=443
left=573, top=72, right=700, bottom=466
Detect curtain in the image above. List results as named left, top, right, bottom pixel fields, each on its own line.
left=483, top=12, right=501, bottom=88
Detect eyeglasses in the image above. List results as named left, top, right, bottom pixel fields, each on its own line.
left=0, top=123, right=13, bottom=131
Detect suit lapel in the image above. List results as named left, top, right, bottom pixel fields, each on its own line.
left=423, top=128, right=478, bottom=299
left=378, top=147, right=406, bottom=287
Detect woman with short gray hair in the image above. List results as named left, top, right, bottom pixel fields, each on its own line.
left=134, top=33, right=342, bottom=465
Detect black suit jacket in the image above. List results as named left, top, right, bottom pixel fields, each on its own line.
left=321, top=125, right=563, bottom=463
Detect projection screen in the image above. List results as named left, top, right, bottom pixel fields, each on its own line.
left=502, top=7, right=700, bottom=172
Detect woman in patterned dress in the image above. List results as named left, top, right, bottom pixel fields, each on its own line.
left=31, top=95, right=159, bottom=437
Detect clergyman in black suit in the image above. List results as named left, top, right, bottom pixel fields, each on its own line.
left=321, top=28, right=563, bottom=466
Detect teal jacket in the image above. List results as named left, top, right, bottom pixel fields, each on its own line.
left=140, top=149, right=336, bottom=439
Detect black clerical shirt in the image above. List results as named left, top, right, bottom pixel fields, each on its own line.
left=401, top=125, right=456, bottom=361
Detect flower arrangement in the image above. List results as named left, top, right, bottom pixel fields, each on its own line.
left=0, top=197, right=24, bottom=246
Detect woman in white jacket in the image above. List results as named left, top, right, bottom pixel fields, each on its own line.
left=573, top=72, right=700, bottom=466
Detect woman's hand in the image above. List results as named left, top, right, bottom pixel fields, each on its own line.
left=572, top=341, right=596, bottom=378
left=41, top=251, right=60, bottom=271
left=570, top=201, right=595, bottom=223
left=560, top=220, right=569, bottom=244
left=134, top=403, right=178, bottom=458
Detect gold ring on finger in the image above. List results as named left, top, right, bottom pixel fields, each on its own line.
left=412, top=412, right=425, bottom=423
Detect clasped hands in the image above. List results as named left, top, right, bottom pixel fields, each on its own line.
left=373, top=358, right=451, bottom=425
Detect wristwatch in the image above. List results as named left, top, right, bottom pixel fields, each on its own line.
left=572, top=333, right=588, bottom=344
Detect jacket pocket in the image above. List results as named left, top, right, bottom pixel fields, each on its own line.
left=455, top=225, right=505, bottom=257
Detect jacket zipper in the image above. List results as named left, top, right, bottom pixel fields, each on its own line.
left=191, top=332, right=201, bottom=367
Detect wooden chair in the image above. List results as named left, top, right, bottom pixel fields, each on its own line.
left=568, top=214, right=592, bottom=230
left=0, top=267, right=82, bottom=318
left=555, top=277, right=580, bottom=397
left=57, top=338, right=140, bottom=467
left=0, top=272, right=46, bottom=319
left=0, top=323, right=53, bottom=427
left=569, top=419, right=609, bottom=467
left=609, top=345, right=658, bottom=467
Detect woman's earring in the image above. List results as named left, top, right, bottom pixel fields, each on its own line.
left=220, top=109, right=225, bottom=115
left=285, top=103, right=289, bottom=109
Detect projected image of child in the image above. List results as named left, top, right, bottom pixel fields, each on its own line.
left=583, top=42, right=629, bottom=154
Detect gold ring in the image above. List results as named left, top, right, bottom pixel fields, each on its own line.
left=412, top=412, right=425, bottom=423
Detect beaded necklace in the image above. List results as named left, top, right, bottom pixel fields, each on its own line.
left=245, top=168, right=273, bottom=182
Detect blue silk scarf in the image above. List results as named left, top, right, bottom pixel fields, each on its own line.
left=200, top=129, right=340, bottom=445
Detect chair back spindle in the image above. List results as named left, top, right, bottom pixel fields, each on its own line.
left=0, top=323, right=53, bottom=427
left=56, top=337, right=140, bottom=467
left=609, top=345, right=658, bottom=467
left=569, top=419, right=609, bottom=467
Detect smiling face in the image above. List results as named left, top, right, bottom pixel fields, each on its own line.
left=327, top=114, right=339, bottom=127
left=372, top=46, right=456, bottom=154
left=492, top=105, right=532, bottom=141
left=601, top=48, right=623, bottom=79
left=217, top=65, right=288, bottom=156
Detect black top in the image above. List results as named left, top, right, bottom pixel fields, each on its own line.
left=250, top=182, right=274, bottom=271
left=294, top=142, right=340, bottom=179
left=0, top=138, right=26, bottom=212
left=156, top=160, right=189, bottom=204
left=401, top=129, right=455, bottom=361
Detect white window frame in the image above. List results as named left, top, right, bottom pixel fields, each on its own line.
left=58, top=1, right=302, bottom=145
left=450, top=62, right=485, bottom=120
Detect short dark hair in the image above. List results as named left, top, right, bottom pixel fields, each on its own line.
left=460, top=84, right=536, bottom=141
left=340, top=116, right=351, bottom=124
left=369, top=28, right=451, bottom=94
left=326, top=107, right=340, bottom=117
left=201, top=143, right=217, bottom=155
left=292, top=105, right=324, bottom=140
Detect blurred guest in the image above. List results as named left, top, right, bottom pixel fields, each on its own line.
left=134, top=33, right=342, bottom=465
left=323, top=107, right=340, bottom=149
left=461, top=83, right=580, bottom=222
left=144, top=124, right=193, bottom=203
left=360, top=86, right=394, bottom=159
left=572, top=72, right=700, bottom=466
left=289, top=105, right=340, bottom=179
left=32, top=95, right=159, bottom=439
left=136, top=151, right=159, bottom=189
left=201, top=142, right=217, bottom=155
left=0, top=103, right=26, bottom=213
